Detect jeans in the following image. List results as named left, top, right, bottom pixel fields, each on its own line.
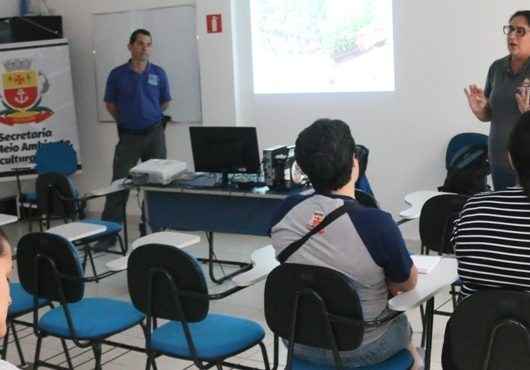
left=292, top=314, right=411, bottom=367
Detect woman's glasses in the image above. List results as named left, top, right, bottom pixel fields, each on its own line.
left=503, top=25, right=530, bottom=37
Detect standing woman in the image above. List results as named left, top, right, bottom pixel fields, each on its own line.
left=465, top=10, right=530, bottom=190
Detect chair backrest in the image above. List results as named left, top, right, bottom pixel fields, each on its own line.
left=355, top=188, right=378, bottom=208
left=128, top=244, right=209, bottom=322
left=264, top=263, right=364, bottom=351
left=445, top=133, right=488, bottom=170
left=35, top=141, right=78, bottom=176
left=355, top=144, right=369, bottom=179
left=419, top=194, right=467, bottom=254
left=36, top=172, right=77, bottom=219
left=442, top=290, right=530, bottom=370
left=16, top=232, right=84, bottom=303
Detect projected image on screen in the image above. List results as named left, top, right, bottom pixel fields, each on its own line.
left=250, top=0, right=394, bottom=94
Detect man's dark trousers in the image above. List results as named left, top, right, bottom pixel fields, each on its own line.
left=101, top=123, right=167, bottom=224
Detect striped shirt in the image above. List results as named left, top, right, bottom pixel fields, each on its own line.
left=452, top=187, right=530, bottom=298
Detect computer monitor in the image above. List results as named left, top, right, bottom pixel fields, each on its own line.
left=189, top=126, right=261, bottom=185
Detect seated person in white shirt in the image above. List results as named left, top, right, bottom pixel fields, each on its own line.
left=452, top=111, right=530, bottom=298
left=269, top=118, right=419, bottom=368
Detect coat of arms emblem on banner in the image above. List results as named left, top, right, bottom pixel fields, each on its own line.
left=0, top=58, right=53, bottom=125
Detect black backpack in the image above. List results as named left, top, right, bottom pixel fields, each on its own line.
left=438, top=144, right=490, bottom=195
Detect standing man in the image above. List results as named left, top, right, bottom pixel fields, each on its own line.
left=98, top=29, right=171, bottom=249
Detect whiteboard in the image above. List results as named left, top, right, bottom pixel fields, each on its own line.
left=93, top=6, right=202, bottom=123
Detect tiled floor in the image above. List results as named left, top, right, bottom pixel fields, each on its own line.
left=1, top=220, right=451, bottom=369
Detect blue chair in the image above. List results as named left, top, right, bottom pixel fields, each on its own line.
left=127, top=244, right=270, bottom=370
left=264, top=264, right=413, bottom=370
left=445, top=132, right=488, bottom=170
left=14, top=141, right=78, bottom=231
left=355, top=188, right=378, bottom=209
left=16, top=232, right=144, bottom=370
left=35, top=172, right=128, bottom=281
left=1, top=283, right=52, bottom=367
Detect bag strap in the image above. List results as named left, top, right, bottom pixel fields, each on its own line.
left=277, top=201, right=356, bottom=264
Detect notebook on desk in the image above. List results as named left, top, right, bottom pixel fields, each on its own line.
left=411, top=255, right=442, bottom=274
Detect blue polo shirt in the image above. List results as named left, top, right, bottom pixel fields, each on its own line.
left=104, top=62, right=171, bottom=130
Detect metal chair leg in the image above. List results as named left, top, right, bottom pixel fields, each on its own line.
left=86, top=248, right=99, bottom=283
left=93, top=343, right=102, bottom=370
left=117, top=235, right=127, bottom=256
left=10, top=321, right=26, bottom=366
left=259, top=342, right=271, bottom=370
left=420, top=304, right=427, bottom=348
left=450, top=284, right=458, bottom=310
left=60, top=339, right=73, bottom=369
left=145, top=353, right=153, bottom=370
left=1, top=322, right=9, bottom=360
left=33, top=335, right=43, bottom=370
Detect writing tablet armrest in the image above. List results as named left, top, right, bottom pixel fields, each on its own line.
left=232, top=245, right=279, bottom=287
left=83, top=178, right=131, bottom=200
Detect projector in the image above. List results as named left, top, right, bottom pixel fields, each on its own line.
left=129, top=159, right=187, bottom=185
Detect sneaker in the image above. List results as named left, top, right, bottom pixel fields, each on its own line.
left=91, top=236, right=117, bottom=252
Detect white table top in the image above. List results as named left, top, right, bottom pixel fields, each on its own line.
left=106, top=231, right=201, bottom=272
left=388, top=257, right=458, bottom=311
left=46, top=222, right=106, bottom=242
left=131, top=231, right=201, bottom=249
left=141, top=183, right=314, bottom=200
left=0, top=214, right=17, bottom=226
left=399, top=190, right=455, bottom=220
left=232, top=245, right=280, bottom=287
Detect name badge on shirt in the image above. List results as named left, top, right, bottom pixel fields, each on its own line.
left=148, top=74, right=159, bottom=86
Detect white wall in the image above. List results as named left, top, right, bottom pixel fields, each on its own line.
left=3, top=0, right=529, bottom=240
left=40, top=0, right=197, bottom=215
left=0, top=1, right=19, bottom=17
left=227, top=1, right=529, bottom=238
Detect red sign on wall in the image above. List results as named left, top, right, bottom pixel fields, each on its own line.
left=206, top=14, right=223, bottom=33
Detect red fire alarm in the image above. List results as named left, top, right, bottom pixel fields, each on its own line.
left=206, top=14, right=223, bottom=33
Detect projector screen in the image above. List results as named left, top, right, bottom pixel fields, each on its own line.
left=250, top=0, right=395, bottom=94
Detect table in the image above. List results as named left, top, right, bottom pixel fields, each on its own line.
left=0, top=214, right=18, bottom=226
left=142, top=183, right=305, bottom=283
left=389, top=257, right=458, bottom=370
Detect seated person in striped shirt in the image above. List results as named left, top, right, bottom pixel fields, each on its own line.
left=270, top=119, right=420, bottom=368
left=452, top=111, right=530, bottom=298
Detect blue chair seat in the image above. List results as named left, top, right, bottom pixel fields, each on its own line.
left=292, top=349, right=413, bottom=369
left=9, top=283, right=48, bottom=316
left=22, top=192, right=37, bottom=203
left=39, top=298, right=143, bottom=339
left=79, top=219, right=122, bottom=242
left=151, top=313, right=265, bottom=360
